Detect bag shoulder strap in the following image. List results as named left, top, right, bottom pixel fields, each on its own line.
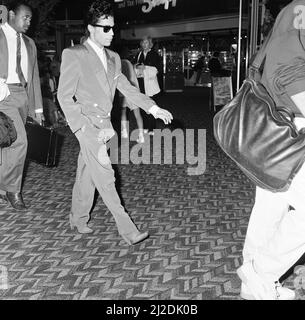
left=248, top=29, right=273, bottom=80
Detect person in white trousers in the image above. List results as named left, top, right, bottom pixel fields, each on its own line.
left=237, top=0, right=305, bottom=300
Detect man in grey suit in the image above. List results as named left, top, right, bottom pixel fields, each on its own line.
left=0, top=2, right=43, bottom=210
left=57, top=0, right=173, bottom=245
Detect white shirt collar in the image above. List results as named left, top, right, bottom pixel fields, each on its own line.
left=87, top=38, right=107, bottom=72
left=2, top=22, right=19, bottom=36
left=87, top=38, right=105, bottom=56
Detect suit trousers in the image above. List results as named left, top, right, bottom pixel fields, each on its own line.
left=71, top=130, right=139, bottom=236
left=242, top=117, right=305, bottom=282
left=0, top=85, right=28, bottom=193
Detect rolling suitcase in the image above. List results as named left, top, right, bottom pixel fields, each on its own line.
left=25, top=122, right=62, bottom=167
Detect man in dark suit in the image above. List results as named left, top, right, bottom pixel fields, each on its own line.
left=57, top=0, right=173, bottom=245
left=0, top=2, right=43, bottom=210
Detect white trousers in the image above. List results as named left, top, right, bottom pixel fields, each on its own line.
left=243, top=117, right=305, bottom=282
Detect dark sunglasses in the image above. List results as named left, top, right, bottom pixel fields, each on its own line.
left=92, top=24, right=114, bottom=33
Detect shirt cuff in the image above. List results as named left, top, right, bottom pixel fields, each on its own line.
left=35, top=108, right=43, bottom=114
left=148, top=105, right=160, bottom=118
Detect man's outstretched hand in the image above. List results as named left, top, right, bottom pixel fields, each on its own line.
left=155, top=108, right=173, bottom=125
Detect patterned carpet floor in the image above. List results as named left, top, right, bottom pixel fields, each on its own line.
left=0, top=87, right=303, bottom=300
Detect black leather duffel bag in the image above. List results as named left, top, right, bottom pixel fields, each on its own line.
left=0, top=111, right=17, bottom=148
left=213, top=31, right=305, bottom=193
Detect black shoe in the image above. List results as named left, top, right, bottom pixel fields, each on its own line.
left=6, top=192, right=27, bottom=211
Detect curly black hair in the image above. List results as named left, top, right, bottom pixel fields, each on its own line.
left=6, top=1, right=32, bottom=13
left=85, top=0, right=114, bottom=26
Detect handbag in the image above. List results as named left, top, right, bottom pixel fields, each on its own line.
left=213, top=30, right=305, bottom=192
left=0, top=111, right=17, bottom=148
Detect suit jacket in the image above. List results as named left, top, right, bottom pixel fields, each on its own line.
left=57, top=41, right=156, bottom=136
left=0, top=27, right=43, bottom=118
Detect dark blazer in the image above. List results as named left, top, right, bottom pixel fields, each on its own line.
left=137, top=49, right=161, bottom=72
left=0, top=27, right=43, bottom=118
left=208, top=57, right=231, bottom=77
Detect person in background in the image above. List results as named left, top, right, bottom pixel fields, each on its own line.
left=48, top=67, right=57, bottom=103
left=135, top=35, right=161, bottom=136
left=57, top=0, right=173, bottom=244
left=49, top=53, right=61, bottom=86
left=0, top=1, right=43, bottom=210
left=118, top=46, right=145, bottom=143
left=49, top=53, right=67, bottom=125
left=39, top=65, right=59, bottom=127
left=193, top=55, right=205, bottom=86
left=208, top=51, right=231, bottom=77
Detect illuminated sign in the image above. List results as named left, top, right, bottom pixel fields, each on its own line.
left=0, top=5, right=8, bottom=25
left=142, top=0, right=177, bottom=13
left=117, top=0, right=177, bottom=13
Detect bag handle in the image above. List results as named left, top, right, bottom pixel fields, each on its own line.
left=277, top=107, right=295, bottom=122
